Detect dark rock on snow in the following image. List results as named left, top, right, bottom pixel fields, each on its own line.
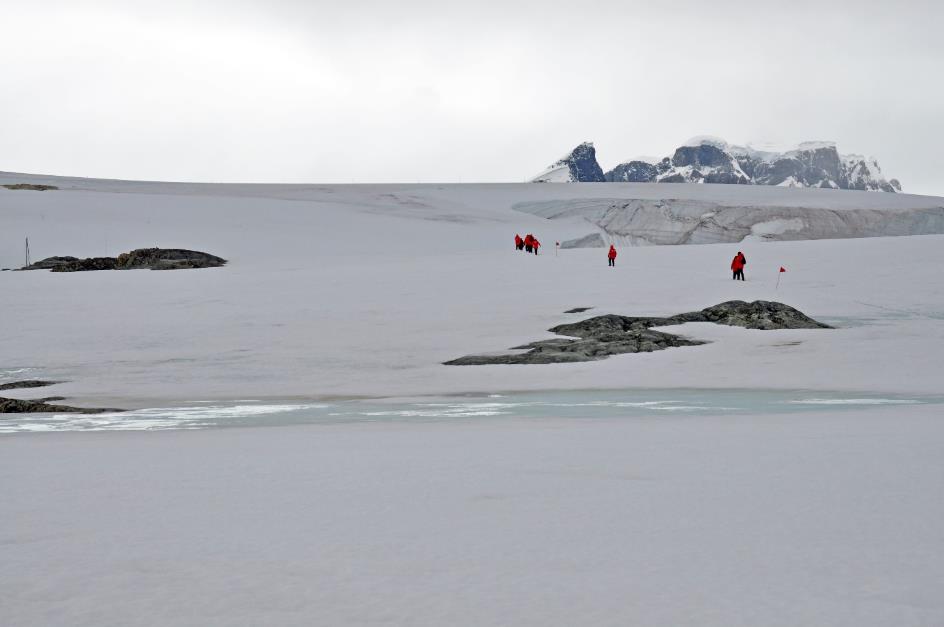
left=52, top=257, right=119, bottom=272
left=563, top=307, right=594, bottom=314
left=0, top=380, right=61, bottom=391
left=113, top=248, right=227, bottom=271
left=2, top=183, right=58, bottom=191
left=0, top=397, right=123, bottom=414
left=696, top=300, right=833, bottom=330
left=444, top=300, right=831, bottom=365
left=22, top=248, right=227, bottom=272
left=20, top=256, right=79, bottom=270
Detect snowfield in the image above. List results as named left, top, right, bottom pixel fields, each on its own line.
left=4, top=406, right=944, bottom=627
left=2, top=173, right=944, bottom=406
left=2, top=172, right=944, bottom=626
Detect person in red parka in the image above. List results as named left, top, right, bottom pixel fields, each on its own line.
left=607, top=245, right=617, bottom=267
left=515, top=234, right=523, bottom=251
left=524, top=234, right=534, bottom=253
left=731, top=251, right=746, bottom=281
left=532, top=239, right=541, bottom=255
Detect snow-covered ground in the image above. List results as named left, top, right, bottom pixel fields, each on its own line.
left=2, top=174, right=944, bottom=406
left=2, top=173, right=944, bottom=625
left=4, top=407, right=944, bottom=626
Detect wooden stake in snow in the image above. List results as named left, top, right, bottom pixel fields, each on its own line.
left=776, top=266, right=786, bottom=290
left=555, top=241, right=560, bottom=257
left=25, top=237, right=30, bottom=267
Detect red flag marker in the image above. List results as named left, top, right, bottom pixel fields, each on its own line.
left=780, top=266, right=786, bottom=273
left=776, top=266, right=786, bottom=290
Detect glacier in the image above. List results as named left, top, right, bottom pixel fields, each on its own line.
left=516, top=195, right=944, bottom=247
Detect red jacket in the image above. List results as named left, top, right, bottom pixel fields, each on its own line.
left=731, top=254, right=746, bottom=271
left=515, top=235, right=522, bottom=246
left=533, top=240, right=541, bottom=249
left=608, top=247, right=617, bottom=260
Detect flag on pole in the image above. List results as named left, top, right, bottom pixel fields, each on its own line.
left=776, top=266, right=786, bottom=289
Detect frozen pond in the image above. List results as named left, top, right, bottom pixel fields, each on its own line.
left=2, top=388, right=940, bottom=433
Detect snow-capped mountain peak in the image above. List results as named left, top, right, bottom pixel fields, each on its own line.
left=531, top=142, right=606, bottom=183
left=682, top=135, right=731, bottom=150
left=533, top=137, right=902, bottom=192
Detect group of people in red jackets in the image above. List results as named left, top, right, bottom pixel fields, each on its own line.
left=515, top=233, right=541, bottom=254
left=515, top=236, right=748, bottom=279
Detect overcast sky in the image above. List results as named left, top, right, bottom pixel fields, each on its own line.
left=3, top=0, right=943, bottom=194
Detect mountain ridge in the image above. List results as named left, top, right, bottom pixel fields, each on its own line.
left=533, top=137, right=901, bottom=193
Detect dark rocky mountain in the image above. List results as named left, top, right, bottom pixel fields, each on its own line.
left=531, top=142, right=606, bottom=183
left=534, top=137, right=901, bottom=192
left=604, top=160, right=661, bottom=183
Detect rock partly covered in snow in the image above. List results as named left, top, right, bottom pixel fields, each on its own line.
left=0, top=396, right=122, bottom=414
left=694, top=300, right=833, bottom=330
left=535, top=137, right=902, bottom=192
left=0, top=380, right=60, bottom=391
left=112, top=248, right=227, bottom=271
left=19, top=256, right=79, bottom=270
left=531, top=142, right=606, bottom=183
left=1, top=183, right=58, bottom=191
left=23, top=248, right=227, bottom=272
left=444, top=301, right=830, bottom=365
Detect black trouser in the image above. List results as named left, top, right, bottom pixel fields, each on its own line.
left=733, top=269, right=744, bottom=281
left=608, top=258, right=615, bottom=266
left=525, top=245, right=532, bottom=253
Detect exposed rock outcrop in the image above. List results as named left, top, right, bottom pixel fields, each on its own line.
left=2, top=183, right=58, bottom=191
left=690, top=300, right=832, bottom=330
left=112, top=248, right=227, bottom=270
left=21, top=256, right=79, bottom=270
left=52, top=257, right=119, bottom=272
left=0, top=380, right=61, bottom=391
left=0, top=397, right=122, bottom=414
left=22, top=248, right=227, bottom=272
left=444, top=301, right=830, bottom=365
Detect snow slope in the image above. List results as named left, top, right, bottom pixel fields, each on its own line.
left=2, top=173, right=944, bottom=406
